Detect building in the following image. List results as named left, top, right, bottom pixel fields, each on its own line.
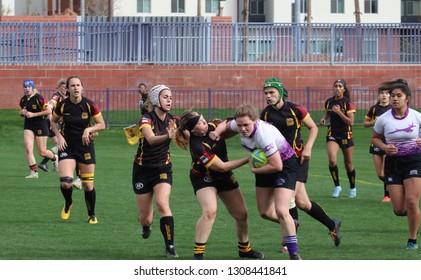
left=1, top=0, right=413, bottom=23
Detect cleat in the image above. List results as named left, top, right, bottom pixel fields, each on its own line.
left=165, top=245, right=179, bottom=258
left=52, top=157, right=59, bottom=172
left=349, top=188, right=357, bottom=198
left=37, top=163, right=50, bottom=172
left=278, top=246, right=288, bottom=253
left=332, top=186, right=342, bottom=198
left=239, top=249, right=265, bottom=259
left=329, top=219, right=342, bottom=246
left=61, top=204, right=72, bottom=220
left=289, top=254, right=302, bottom=260
left=141, top=225, right=152, bottom=239
left=406, top=241, right=418, bottom=250
left=382, top=196, right=391, bottom=203
left=193, top=254, right=204, bottom=260
left=25, top=172, right=39, bottom=179
left=88, top=215, right=98, bottom=224
left=72, top=177, right=82, bottom=190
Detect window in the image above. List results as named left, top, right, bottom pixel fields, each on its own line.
left=137, top=0, right=151, bottom=13
left=364, top=0, right=378, bottom=14
left=331, top=0, right=344, bottom=13
left=206, top=0, right=219, bottom=13
left=171, top=0, right=185, bottom=13
left=250, top=0, right=264, bottom=15
left=407, top=1, right=421, bottom=16
left=300, top=0, right=307, bottom=14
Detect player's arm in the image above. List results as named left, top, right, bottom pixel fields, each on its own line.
left=208, top=155, right=249, bottom=173
left=301, top=116, right=318, bottom=162
left=250, top=151, right=283, bottom=174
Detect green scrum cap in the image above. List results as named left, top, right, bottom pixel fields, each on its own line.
left=263, top=77, right=287, bottom=100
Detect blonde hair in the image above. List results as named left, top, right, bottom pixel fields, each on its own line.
left=234, top=104, right=259, bottom=121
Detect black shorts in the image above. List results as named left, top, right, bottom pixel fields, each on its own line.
left=46, top=119, right=56, bottom=138
left=132, top=163, right=173, bottom=194
left=384, top=154, right=421, bottom=185
left=24, top=119, right=49, bottom=137
left=369, top=145, right=386, bottom=156
left=255, top=156, right=298, bottom=190
left=326, top=136, right=355, bottom=149
left=296, top=158, right=309, bottom=183
left=190, top=171, right=239, bottom=195
left=58, top=142, right=96, bottom=165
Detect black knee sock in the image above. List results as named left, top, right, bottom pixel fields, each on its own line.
left=347, top=169, right=356, bottom=189
left=329, top=165, right=340, bottom=186
left=306, top=201, right=335, bottom=231
left=194, top=242, right=206, bottom=256
left=160, top=216, right=175, bottom=247
left=289, top=206, right=299, bottom=220
left=84, top=188, right=96, bottom=216
left=40, top=157, right=49, bottom=165
left=379, top=176, right=389, bottom=197
left=60, top=186, right=73, bottom=210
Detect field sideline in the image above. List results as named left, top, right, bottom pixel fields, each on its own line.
left=0, top=109, right=419, bottom=260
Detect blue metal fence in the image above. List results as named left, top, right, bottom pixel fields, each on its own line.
left=39, top=88, right=421, bottom=127
left=1, top=22, right=421, bottom=65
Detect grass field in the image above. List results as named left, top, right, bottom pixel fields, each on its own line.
left=0, top=108, right=420, bottom=260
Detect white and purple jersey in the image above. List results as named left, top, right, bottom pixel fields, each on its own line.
left=229, top=119, right=295, bottom=161
left=374, top=108, right=421, bottom=156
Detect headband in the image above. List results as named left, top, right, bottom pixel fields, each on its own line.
left=184, top=115, right=201, bottom=131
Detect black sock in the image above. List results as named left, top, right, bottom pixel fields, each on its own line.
left=84, top=188, right=96, bottom=216
left=289, top=206, right=299, bottom=220
left=194, top=242, right=206, bottom=255
left=306, top=201, right=335, bottom=231
left=160, top=216, right=175, bottom=247
left=347, top=169, right=356, bottom=189
left=60, top=186, right=73, bottom=210
left=40, top=157, right=49, bottom=165
left=329, top=165, right=340, bottom=186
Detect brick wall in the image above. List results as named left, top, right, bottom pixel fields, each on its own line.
left=2, top=64, right=421, bottom=109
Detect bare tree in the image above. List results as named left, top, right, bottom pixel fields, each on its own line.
left=242, top=0, right=249, bottom=61
left=197, top=0, right=201, bottom=16
left=86, top=0, right=108, bottom=16
left=354, top=0, right=361, bottom=23
left=69, top=0, right=74, bottom=11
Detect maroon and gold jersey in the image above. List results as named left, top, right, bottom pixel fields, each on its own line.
left=49, top=91, right=66, bottom=109
left=324, top=96, right=356, bottom=138
left=365, top=103, right=391, bottom=121
left=53, top=96, right=101, bottom=143
left=260, top=102, right=310, bottom=157
left=135, top=111, right=179, bottom=167
left=19, top=92, right=48, bottom=123
left=189, top=123, right=229, bottom=177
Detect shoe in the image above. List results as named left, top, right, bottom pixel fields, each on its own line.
left=25, top=172, right=39, bottom=179
left=37, top=163, right=50, bottom=172
left=332, top=186, right=342, bottom=198
left=289, top=254, right=302, bottom=260
left=61, top=204, right=72, bottom=220
left=193, top=254, right=204, bottom=260
left=52, top=157, right=59, bottom=172
left=382, top=196, right=391, bottom=202
left=72, top=178, right=82, bottom=190
left=141, top=225, right=152, bottom=239
left=406, top=241, right=418, bottom=250
left=329, top=219, right=342, bottom=246
left=349, top=188, right=357, bottom=198
left=88, top=215, right=98, bottom=224
left=239, top=249, right=265, bottom=259
left=165, top=245, right=179, bottom=258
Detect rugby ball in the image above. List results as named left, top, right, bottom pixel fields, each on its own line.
left=251, top=149, right=268, bottom=168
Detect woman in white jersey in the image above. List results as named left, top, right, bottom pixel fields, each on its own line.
left=372, top=78, right=421, bottom=250
left=211, top=104, right=301, bottom=260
